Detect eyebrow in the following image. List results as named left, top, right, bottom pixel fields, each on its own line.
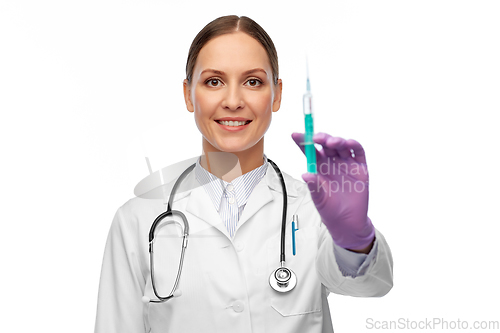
left=242, top=68, right=267, bottom=76
left=200, top=68, right=268, bottom=76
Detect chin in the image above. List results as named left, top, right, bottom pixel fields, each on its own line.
left=216, top=147, right=248, bottom=154
left=214, top=140, right=251, bottom=152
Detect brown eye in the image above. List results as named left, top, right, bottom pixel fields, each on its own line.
left=246, top=79, right=261, bottom=87
left=206, top=78, right=221, bottom=87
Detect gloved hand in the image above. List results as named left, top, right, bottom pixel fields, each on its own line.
left=292, top=132, right=375, bottom=251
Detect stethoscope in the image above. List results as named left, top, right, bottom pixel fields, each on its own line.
left=142, top=158, right=297, bottom=304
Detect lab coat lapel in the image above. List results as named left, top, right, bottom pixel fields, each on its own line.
left=183, top=161, right=296, bottom=238
left=235, top=176, right=274, bottom=232
left=236, top=162, right=301, bottom=234
left=236, top=162, right=289, bottom=232
left=183, top=163, right=275, bottom=238
left=184, top=173, right=231, bottom=238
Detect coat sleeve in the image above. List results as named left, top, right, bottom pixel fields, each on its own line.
left=95, top=204, right=148, bottom=333
left=316, top=221, right=394, bottom=297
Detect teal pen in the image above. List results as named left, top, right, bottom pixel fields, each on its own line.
left=303, top=60, right=317, bottom=173
left=292, top=214, right=299, bottom=255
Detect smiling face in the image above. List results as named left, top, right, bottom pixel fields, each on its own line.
left=183, top=31, right=282, bottom=158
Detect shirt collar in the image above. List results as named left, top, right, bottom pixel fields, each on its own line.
left=194, top=154, right=269, bottom=212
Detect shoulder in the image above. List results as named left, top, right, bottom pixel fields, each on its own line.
left=265, top=163, right=311, bottom=202
left=277, top=170, right=320, bottom=227
left=111, top=196, right=165, bottom=235
left=283, top=171, right=309, bottom=199
left=118, top=195, right=163, bottom=215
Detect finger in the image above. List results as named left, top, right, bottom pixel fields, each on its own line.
left=291, top=132, right=306, bottom=155
left=314, top=133, right=351, bottom=159
left=326, top=136, right=350, bottom=159
left=331, top=137, right=352, bottom=160
left=293, top=132, right=329, bottom=168
left=312, top=132, right=339, bottom=158
left=301, top=172, right=328, bottom=209
left=345, top=139, right=367, bottom=164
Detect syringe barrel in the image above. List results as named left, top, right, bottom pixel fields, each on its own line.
left=303, top=91, right=317, bottom=173
left=303, top=92, right=313, bottom=115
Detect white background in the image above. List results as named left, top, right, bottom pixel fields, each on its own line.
left=1, top=0, right=499, bottom=332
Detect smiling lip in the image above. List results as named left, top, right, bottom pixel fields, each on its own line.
left=215, top=117, right=252, bottom=121
left=215, top=119, right=252, bottom=132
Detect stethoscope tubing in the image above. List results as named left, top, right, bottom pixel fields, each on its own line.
left=149, top=211, right=189, bottom=303
left=267, top=158, right=288, bottom=265
left=148, top=163, right=194, bottom=303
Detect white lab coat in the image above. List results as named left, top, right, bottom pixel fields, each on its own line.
left=95, top=162, right=393, bottom=333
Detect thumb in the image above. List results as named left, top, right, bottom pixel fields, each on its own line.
left=301, top=173, right=328, bottom=208
left=291, top=132, right=306, bottom=155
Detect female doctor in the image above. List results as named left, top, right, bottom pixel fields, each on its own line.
left=95, top=15, right=393, bottom=333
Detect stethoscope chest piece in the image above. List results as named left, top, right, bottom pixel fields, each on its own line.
left=269, top=266, right=297, bottom=293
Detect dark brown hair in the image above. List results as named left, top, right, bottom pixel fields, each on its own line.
left=185, top=15, right=279, bottom=85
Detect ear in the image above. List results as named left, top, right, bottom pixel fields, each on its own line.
left=272, top=79, right=282, bottom=112
left=183, top=79, right=194, bottom=112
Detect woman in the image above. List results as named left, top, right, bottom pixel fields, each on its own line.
left=95, top=15, right=393, bottom=333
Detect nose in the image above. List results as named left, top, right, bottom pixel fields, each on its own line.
left=221, top=85, right=245, bottom=110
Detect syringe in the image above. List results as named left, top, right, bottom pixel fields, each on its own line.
left=303, top=62, right=317, bottom=173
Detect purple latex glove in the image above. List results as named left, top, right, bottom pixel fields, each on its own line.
left=292, top=132, right=375, bottom=251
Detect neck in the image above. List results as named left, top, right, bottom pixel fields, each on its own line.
left=200, top=138, right=265, bottom=183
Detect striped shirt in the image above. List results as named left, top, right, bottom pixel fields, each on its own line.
left=194, top=154, right=269, bottom=238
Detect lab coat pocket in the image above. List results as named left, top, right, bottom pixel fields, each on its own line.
left=266, top=227, right=322, bottom=317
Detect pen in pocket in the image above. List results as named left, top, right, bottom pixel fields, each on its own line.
left=292, top=214, right=299, bottom=256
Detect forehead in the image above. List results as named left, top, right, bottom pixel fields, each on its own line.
left=194, top=32, right=271, bottom=73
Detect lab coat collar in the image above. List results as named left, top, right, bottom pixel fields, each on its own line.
left=181, top=161, right=300, bottom=239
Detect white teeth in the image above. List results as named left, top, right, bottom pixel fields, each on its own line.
left=217, top=120, right=249, bottom=126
